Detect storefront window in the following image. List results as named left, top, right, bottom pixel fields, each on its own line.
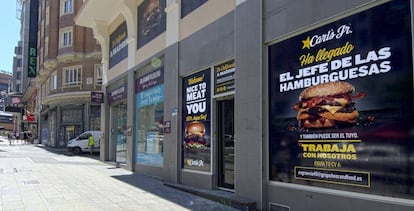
left=136, top=67, right=164, bottom=166
left=268, top=0, right=414, bottom=200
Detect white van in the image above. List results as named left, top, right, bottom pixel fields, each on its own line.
left=67, top=131, right=101, bottom=154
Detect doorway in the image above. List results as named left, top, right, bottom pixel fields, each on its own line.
left=62, top=125, right=78, bottom=147
left=112, top=101, right=127, bottom=164
left=217, top=98, right=235, bottom=189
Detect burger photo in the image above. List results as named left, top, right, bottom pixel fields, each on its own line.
left=142, top=0, right=161, bottom=36
left=293, top=81, right=364, bottom=129
left=184, top=121, right=207, bottom=149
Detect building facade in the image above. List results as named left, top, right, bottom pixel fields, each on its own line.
left=35, top=0, right=102, bottom=147
left=7, top=0, right=35, bottom=137
left=0, top=71, right=14, bottom=132
left=76, top=0, right=414, bottom=210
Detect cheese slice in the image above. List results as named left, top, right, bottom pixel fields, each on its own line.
left=333, top=98, right=349, bottom=106
left=320, top=105, right=343, bottom=114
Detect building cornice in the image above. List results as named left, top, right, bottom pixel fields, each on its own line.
left=42, top=91, right=91, bottom=107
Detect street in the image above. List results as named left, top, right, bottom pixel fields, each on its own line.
left=0, top=137, right=238, bottom=211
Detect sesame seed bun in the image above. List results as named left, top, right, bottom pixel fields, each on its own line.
left=299, top=81, right=355, bottom=101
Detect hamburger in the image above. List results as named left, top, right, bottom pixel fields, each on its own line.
left=143, top=0, right=161, bottom=36
left=293, top=81, right=363, bottom=129
left=184, top=121, right=206, bottom=149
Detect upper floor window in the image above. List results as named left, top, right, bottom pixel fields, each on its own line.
left=45, top=78, right=50, bottom=96
left=16, top=71, right=22, bottom=80
left=51, top=72, right=57, bottom=90
left=16, top=58, right=22, bottom=67
left=181, top=0, right=208, bottom=18
left=95, top=64, right=103, bottom=85
left=63, top=66, right=82, bottom=87
left=61, top=0, right=73, bottom=15
left=60, top=27, right=73, bottom=48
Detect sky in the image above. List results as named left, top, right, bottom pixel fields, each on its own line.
left=0, top=1, right=20, bottom=73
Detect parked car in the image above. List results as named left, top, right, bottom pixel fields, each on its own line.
left=67, top=131, right=101, bottom=154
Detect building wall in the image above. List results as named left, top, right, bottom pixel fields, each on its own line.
left=76, top=0, right=414, bottom=210
left=234, top=0, right=263, bottom=206
left=37, top=0, right=102, bottom=147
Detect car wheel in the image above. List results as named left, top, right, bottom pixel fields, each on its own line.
left=73, top=147, right=82, bottom=155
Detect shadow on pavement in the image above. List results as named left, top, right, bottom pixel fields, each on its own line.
left=110, top=173, right=238, bottom=211
left=35, top=144, right=100, bottom=159
left=32, top=143, right=243, bottom=210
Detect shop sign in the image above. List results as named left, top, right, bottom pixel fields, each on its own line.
left=91, top=91, right=104, bottom=104
left=109, top=21, right=128, bottom=69
left=268, top=0, right=413, bottom=199
left=163, top=121, right=171, bottom=133
left=182, top=68, right=211, bottom=172
left=28, top=0, right=38, bottom=78
left=23, top=115, right=36, bottom=122
left=108, top=84, right=127, bottom=105
left=136, top=68, right=164, bottom=92
left=214, top=59, right=235, bottom=95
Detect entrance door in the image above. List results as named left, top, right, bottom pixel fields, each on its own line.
left=63, top=125, right=77, bottom=147
left=217, top=98, right=235, bottom=189
left=112, top=101, right=127, bottom=163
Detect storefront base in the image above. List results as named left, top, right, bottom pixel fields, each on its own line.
left=165, top=183, right=256, bottom=211
left=134, top=164, right=163, bottom=179
left=267, top=183, right=414, bottom=211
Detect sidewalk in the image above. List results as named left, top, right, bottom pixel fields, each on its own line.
left=0, top=140, right=239, bottom=211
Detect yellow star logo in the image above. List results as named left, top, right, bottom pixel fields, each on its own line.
left=302, top=36, right=311, bottom=49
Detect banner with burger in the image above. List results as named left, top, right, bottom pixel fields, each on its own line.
left=182, top=69, right=211, bottom=171
left=137, top=0, right=166, bottom=48
left=268, top=0, right=414, bottom=200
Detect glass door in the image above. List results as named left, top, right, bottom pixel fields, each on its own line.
left=217, top=98, right=235, bottom=189
left=112, top=101, right=127, bottom=163
left=64, top=126, right=76, bottom=144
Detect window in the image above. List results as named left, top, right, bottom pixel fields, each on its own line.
left=60, top=27, right=72, bottom=48
left=181, top=0, right=208, bottom=18
left=45, top=78, right=50, bottom=96
left=45, top=39, right=49, bottom=57
left=51, top=72, right=57, bottom=90
left=61, top=0, right=73, bottom=15
left=17, top=59, right=22, bottom=67
left=95, top=64, right=103, bottom=85
left=45, top=9, right=50, bottom=27
left=63, top=66, right=82, bottom=87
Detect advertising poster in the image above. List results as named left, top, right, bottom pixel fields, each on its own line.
left=182, top=69, right=211, bottom=171
left=109, top=21, right=128, bottom=69
left=136, top=68, right=164, bottom=166
left=268, top=0, right=413, bottom=199
left=137, top=0, right=166, bottom=48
